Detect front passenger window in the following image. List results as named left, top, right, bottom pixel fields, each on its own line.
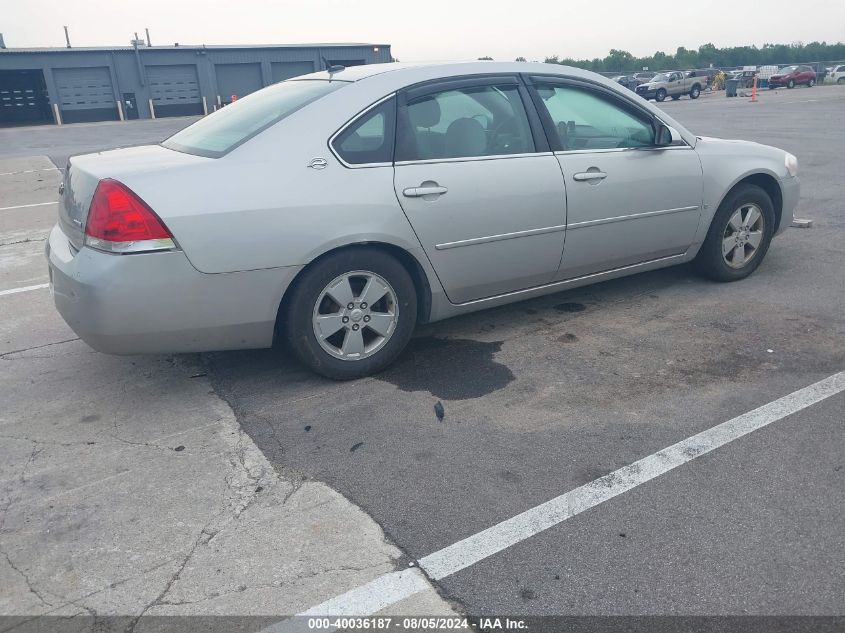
left=396, top=84, right=534, bottom=161
left=534, top=84, right=655, bottom=151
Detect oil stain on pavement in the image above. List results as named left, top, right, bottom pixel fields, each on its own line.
left=378, top=336, right=515, bottom=400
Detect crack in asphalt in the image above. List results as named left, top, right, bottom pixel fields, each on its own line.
left=0, top=338, right=80, bottom=359
left=0, top=236, right=48, bottom=248
left=0, top=442, right=64, bottom=612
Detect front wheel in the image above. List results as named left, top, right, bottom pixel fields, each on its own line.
left=283, top=248, right=417, bottom=379
left=808, top=78, right=815, bottom=87
left=655, top=88, right=667, bottom=102
left=838, top=77, right=845, bottom=85
left=694, top=184, right=775, bottom=282
left=690, top=85, right=701, bottom=99
left=787, top=79, right=795, bottom=89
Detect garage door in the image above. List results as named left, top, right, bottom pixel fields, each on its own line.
left=271, top=61, right=315, bottom=83
left=215, top=63, right=263, bottom=105
left=0, top=69, right=52, bottom=126
left=148, top=65, right=203, bottom=117
left=53, top=66, right=118, bottom=123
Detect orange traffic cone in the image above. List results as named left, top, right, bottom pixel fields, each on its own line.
left=751, top=77, right=758, bottom=102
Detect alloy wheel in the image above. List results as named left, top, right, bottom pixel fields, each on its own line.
left=722, top=203, right=765, bottom=269
left=312, top=271, right=399, bottom=361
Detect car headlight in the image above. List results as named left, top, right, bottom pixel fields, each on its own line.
left=784, top=152, right=798, bottom=177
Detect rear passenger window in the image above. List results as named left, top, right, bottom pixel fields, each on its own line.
left=333, top=97, right=395, bottom=165
left=396, top=84, right=534, bottom=161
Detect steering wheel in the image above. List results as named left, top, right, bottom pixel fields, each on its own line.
left=487, top=117, right=520, bottom=153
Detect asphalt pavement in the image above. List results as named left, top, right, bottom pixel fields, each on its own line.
left=0, top=85, right=843, bottom=627
left=210, top=86, right=845, bottom=616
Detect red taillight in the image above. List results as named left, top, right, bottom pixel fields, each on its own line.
left=85, top=179, right=175, bottom=253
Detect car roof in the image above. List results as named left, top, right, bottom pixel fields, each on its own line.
left=292, top=60, right=622, bottom=85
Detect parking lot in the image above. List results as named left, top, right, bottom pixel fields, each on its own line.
left=1, top=85, right=844, bottom=629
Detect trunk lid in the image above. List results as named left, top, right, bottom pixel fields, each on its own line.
left=59, top=145, right=211, bottom=251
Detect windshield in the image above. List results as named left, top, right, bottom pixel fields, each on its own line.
left=650, top=73, right=670, bottom=82
left=779, top=66, right=798, bottom=74
left=163, top=80, right=345, bottom=157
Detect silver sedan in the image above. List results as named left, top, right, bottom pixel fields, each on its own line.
left=47, top=62, right=800, bottom=379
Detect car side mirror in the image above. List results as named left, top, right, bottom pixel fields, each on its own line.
left=655, top=124, right=674, bottom=147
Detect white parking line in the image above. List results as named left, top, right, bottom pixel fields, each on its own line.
left=0, top=201, right=58, bottom=212
left=0, top=167, right=61, bottom=177
left=266, top=370, right=845, bottom=630
left=0, top=283, right=49, bottom=297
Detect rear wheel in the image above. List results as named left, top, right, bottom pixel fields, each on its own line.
left=838, top=77, right=845, bottom=85
left=655, top=88, right=667, bottom=102
left=694, top=184, right=775, bottom=282
left=690, top=84, right=701, bottom=99
left=284, top=248, right=417, bottom=379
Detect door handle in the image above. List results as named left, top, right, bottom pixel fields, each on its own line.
left=403, top=185, right=448, bottom=198
left=573, top=171, right=607, bottom=182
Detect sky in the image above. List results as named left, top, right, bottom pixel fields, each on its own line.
left=3, top=0, right=844, bottom=61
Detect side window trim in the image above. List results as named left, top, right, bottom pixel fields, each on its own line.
left=403, top=75, right=520, bottom=102
left=396, top=76, right=543, bottom=163
left=525, top=74, right=669, bottom=152
left=516, top=78, right=551, bottom=153
left=329, top=93, right=397, bottom=168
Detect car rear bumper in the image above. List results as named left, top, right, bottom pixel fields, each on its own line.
left=46, top=224, right=302, bottom=354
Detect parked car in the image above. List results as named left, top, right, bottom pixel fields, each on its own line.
left=689, top=68, right=718, bottom=86
left=635, top=70, right=705, bottom=101
left=768, top=65, right=816, bottom=88
left=827, top=64, right=845, bottom=84
left=634, top=72, right=655, bottom=82
left=47, top=61, right=799, bottom=378
left=612, top=75, right=641, bottom=90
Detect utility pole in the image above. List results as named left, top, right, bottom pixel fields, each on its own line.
left=64, top=26, right=71, bottom=48
left=145, top=28, right=151, bottom=46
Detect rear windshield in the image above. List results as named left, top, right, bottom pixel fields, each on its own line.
left=162, top=80, right=345, bottom=157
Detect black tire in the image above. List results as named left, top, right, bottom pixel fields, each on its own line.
left=808, top=78, right=815, bottom=87
left=838, top=77, right=845, bottom=85
left=655, top=88, right=667, bottom=102
left=283, top=248, right=417, bottom=379
left=671, top=94, right=680, bottom=100
left=787, top=79, right=795, bottom=89
left=690, top=84, right=701, bottom=99
left=768, top=85, right=776, bottom=90
left=694, top=184, right=775, bottom=282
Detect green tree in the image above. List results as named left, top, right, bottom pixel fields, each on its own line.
left=541, top=40, right=845, bottom=73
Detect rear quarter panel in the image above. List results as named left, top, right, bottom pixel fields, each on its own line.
left=119, top=81, right=426, bottom=275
